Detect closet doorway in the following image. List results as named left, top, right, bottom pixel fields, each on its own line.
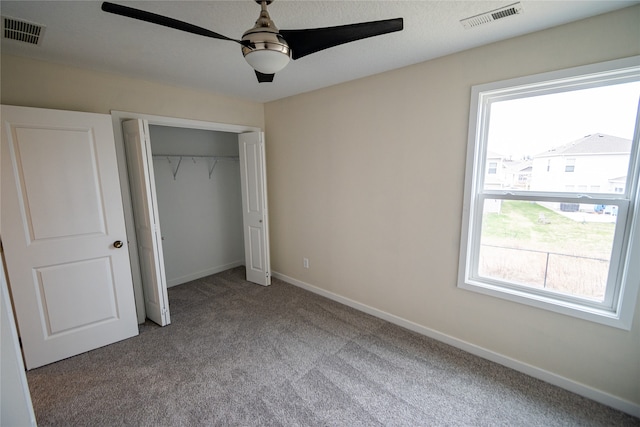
left=112, top=112, right=271, bottom=326
left=149, top=125, right=244, bottom=288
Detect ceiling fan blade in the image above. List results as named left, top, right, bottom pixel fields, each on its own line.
left=280, top=18, right=403, bottom=60
left=255, top=71, right=275, bottom=83
left=101, top=2, right=243, bottom=45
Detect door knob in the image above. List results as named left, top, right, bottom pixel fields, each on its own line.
left=113, top=240, right=124, bottom=249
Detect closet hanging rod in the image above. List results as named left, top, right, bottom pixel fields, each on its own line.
left=152, top=154, right=239, bottom=159
left=155, top=154, right=239, bottom=180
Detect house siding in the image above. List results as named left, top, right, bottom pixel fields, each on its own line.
left=531, top=153, right=630, bottom=193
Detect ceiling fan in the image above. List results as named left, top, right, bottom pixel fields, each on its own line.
left=101, top=1, right=403, bottom=83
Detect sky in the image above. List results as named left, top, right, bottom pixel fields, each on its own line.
left=487, top=81, right=640, bottom=159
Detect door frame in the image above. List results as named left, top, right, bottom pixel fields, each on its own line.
left=110, top=111, right=262, bottom=323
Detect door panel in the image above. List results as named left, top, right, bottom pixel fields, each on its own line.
left=15, top=127, right=106, bottom=239
left=35, top=257, right=118, bottom=335
left=1, top=105, right=138, bottom=369
left=122, top=119, right=170, bottom=326
left=248, top=226, right=264, bottom=271
left=239, top=132, right=271, bottom=286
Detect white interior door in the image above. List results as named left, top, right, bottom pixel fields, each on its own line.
left=239, top=132, right=271, bottom=286
left=122, top=119, right=170, bottom=326
left=1, top=255, right=36, bottom=426
left=1, top=105, right=139, bottom=369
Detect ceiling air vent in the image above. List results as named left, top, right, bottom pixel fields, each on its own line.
left=2, top=16, right=45, bottom=45
left=461, top=2, right=523, bottom=29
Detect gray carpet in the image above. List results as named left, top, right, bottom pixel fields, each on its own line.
left=26, top=267, right=638, bottom=426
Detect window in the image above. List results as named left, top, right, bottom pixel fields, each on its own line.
left=565, top=158, right=576, bottom=173
left=487, top=161, right=498, bottom=174
left=458, top=56, right=640, bottom=329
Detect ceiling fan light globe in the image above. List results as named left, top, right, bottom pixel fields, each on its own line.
left=244, top=50, right=290, bottom=74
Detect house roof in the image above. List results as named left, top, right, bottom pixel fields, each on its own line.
left=507, top=160, right=533, bottom=173
left=486, top=151, right=505, bottom=160
left=535, top=133, right=632, bottom=158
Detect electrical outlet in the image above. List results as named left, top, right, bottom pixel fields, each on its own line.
left=303, top=257, right=309, bottom=269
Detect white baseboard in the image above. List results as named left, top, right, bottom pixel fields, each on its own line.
left=272, top=271, right=640, bottom=418
left=167, top=261, right=243, bottom=287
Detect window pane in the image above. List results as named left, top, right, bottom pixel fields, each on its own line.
left=483, top=82, right=639, bottom=192
left=478, top=199, right=617, bottom=301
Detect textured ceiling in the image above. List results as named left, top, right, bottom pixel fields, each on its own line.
left=1, top=1, right=638, bottom=103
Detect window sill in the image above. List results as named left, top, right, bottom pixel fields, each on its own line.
left=458, top=278, right=631, bottom=330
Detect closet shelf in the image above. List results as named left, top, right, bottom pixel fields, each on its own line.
left=152, top=154, right=239, bottom=180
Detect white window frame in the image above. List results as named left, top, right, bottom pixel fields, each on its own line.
left=458, top=56, right=640, bottom=329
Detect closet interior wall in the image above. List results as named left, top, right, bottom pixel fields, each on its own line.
left=149, top=125, right=244, bottom=287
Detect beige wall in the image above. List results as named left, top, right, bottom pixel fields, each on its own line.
left=265, top=6, right=640, bottom=407
left=0, top=55, right=264, bottom=128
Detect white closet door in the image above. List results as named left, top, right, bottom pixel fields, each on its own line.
left=1, top=105, right=139, bottom=369
left=239, top=132, right=271, bottom=286
left=122, top=119, right=170, bottom=326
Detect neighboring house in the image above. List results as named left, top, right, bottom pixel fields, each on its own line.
left=484, top=152, right=532, bottom=213
left=485, top=134, right=630, bottom=215
left=485, top=151, right=533, bottom=190
left=484, top=151, right=506, bottom=189
left=530, top=133, right=631, bottom=195
left=609, top=175, right=627, bottom=194
left=512, top=161, right=533, bottom=190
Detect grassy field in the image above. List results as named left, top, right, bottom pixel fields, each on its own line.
left=479, top=200, right=616, bottom=300
left=481, top=200, right=615, bottom=257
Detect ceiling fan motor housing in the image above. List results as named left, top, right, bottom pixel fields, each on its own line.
left=241, top=27, right=291, bottom=74
left=241, top=1, right=291, bottom=74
